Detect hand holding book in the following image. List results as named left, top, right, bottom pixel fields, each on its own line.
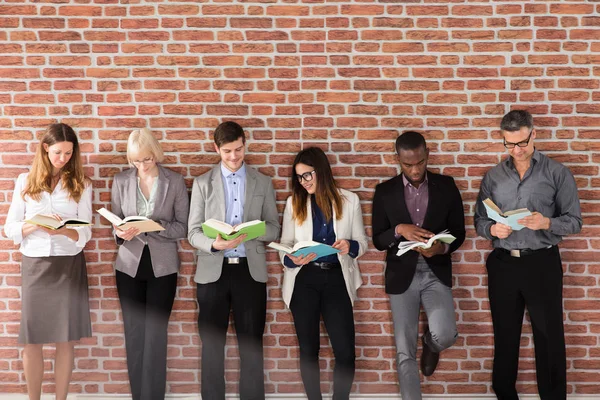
left=396, top=230, right=456, bottom=257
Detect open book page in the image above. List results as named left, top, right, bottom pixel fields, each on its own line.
left=25, top=214, right=91, bottom=230
left=202, top=219, right=266, bottom=241
left=482, top=198, right=531, bottom=231
left=268, top=240, right=340, bottom=259
left=97, top=207, right=164, bottom=233
left=396, top=230, right=456, bottom=257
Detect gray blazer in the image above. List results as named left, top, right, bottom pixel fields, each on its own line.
left=187, top=163, right=280, bottom=284
left=111, top=165, right=190, bottom=278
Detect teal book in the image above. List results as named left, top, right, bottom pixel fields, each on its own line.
left=202, top=219, right=266, bottom=241
left=483, top=198, right=532, bottom=231
left=268, top=240, right=340, bottom=259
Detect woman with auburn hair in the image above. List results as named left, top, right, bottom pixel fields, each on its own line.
left=110, top=128, right=189, bottom=400
left=277, top=147, right=368, bottom=400
left=4, top=123, right=93, bottom=400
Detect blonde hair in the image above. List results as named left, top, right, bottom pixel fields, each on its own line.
left=23, top=123, right=89, bottom=203
left=126, top=128, right=164, bottom=165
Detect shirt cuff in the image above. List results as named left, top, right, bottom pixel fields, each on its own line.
left=284, top=255, right=299, bottom=269
left=7, top=222, right=25, bottom=245
left=348, top=239, right=359, bottom=258
left=72, top=227, right=87, bottom=248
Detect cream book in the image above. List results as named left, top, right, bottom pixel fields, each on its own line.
left=396, top=229, right=456, bottom=257
left=268, top=240, right=340, bottom=259
left=97, top=207, right=164, bottom=233
left=25, top=214, right=91, bottom=230
left=483, top=198, right=531, bottom=231
left=202, top=219, right=266, bottom=241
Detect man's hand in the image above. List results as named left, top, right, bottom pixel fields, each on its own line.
left=212, top=233, right=247, bottom=251
left=286, top=252, right=317, bottom=266
left=332, top=239, right=350, bottom=255
left=115, top=226, right=141, bottom=241
left=396, top=224, right=434, bottom=243
left=415, top=240, right=445, bottom=258
left=518, top=212, right=550, bottom=231
left=490, top=223, right=512, bottom=239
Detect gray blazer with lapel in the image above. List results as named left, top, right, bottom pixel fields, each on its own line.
left=111, top=164, right=190, bottom=278
left=187, top=163, right=280, bottom=284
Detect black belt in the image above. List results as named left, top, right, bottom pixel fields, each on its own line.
left=306, top=261, right=341, bottom=270
left=498, top=246, right=553, bottom=258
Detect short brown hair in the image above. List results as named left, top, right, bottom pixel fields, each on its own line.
left=213, top=121, right=246, bottom=148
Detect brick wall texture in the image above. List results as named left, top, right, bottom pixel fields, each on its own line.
left=0, top=0, right=599, bottom=397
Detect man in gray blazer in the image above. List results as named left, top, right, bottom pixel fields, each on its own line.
left=188, top=121, right=280, bottom=400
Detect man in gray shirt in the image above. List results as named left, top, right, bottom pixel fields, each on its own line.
left=474, top=110, right=582, bottom=400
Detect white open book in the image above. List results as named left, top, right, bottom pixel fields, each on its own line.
left=25, top=214, right=90, bottom=230
left=396, top=229, right=456, bottom=257
left=97, top=207, right=164, bottom=233
left=268, top=240, right=340, bottom=259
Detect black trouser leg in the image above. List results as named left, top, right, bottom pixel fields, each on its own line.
left=486, top=249, right=525, bottom=400
left=321, top=269, right=355, bottom=400
left=231, top=260, right=267, bottom=400
left=196, top=269, right=231, bottom=400
left=522, top=247, right=566, bottom=400
left=290, top=266, right=324, bottom=400
left=116, top=270, right=147, bottom=400
left=116, top=246, right=177, bottom=400
left=140, top=271, right=177, bottom=400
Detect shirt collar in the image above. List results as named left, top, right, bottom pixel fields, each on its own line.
left=220, top=162, right=246, bottom=179
left=402, top=172, right=428, bottom=189
left=505, top=148, right=540, bottom=169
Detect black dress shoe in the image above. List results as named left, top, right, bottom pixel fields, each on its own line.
left=420, top=333, right=440, bottom=376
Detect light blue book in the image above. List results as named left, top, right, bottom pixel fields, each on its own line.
left=268, top=240, right=340, bottom=259
left=483, top=198, right=532, bottom=231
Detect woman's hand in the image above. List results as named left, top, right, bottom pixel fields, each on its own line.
left=286, top=252, right=317, bottom=266
left=115, top=225, right=140, bottom=241
left=332, top=239, right=350, bottom=255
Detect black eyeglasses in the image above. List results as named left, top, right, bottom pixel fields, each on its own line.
left=504, top=129, right=533, bottom=149
left=296, top=170, right=316, bottom=183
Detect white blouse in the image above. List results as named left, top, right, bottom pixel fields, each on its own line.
left=3, top=173, right=93, bottom=257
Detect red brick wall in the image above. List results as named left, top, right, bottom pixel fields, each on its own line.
left=0, top=0, right=599, bottom=396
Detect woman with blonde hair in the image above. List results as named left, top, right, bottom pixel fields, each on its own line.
left=110, top=128, right=189, bottom=400
left=4, top=123, right=93, bottom=400
left=278, top=147, right=368, bottom=400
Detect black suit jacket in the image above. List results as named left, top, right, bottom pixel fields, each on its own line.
left=371, top=171, right=466, bottom=294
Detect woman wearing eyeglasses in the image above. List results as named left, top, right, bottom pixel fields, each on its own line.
left=277, top=147, right=368, bottom=400
left=4, top=123, right=92, bottom=400
left=109, top=128, right=189, bottom=400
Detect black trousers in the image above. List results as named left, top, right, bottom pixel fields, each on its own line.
left=486, top=246, right=566, bottom=400
left=196, top=258, right=267, bottom=400
left=115, top=245, right=178, bottom=400
left=289, top=264, right=356, bottom=400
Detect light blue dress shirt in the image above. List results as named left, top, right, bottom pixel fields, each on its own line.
left=221, top=162, right=247, bottom=258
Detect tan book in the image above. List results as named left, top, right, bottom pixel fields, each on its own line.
left=97, top=207, right=164, bottom=233
left=25, top=214, right=91, bottom=230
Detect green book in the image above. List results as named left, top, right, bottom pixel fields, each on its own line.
left=201, top=219, right=266, bottom=242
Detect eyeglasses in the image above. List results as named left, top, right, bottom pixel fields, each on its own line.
left=503, top=129, right=533, bottom=149
left=296, top=170, right=316, bottom=183
left=132, top=157, right=154, bottom=166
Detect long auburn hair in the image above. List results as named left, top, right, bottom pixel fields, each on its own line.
left=23, top=123, right=88, bottom=202
left=291, top=147, right=344, bottom=224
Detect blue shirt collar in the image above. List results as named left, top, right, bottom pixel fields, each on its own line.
left=220, top=162, right=246, bottom=179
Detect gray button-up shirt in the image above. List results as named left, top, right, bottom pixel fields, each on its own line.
left=474, top=149, right=582, bottom=250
